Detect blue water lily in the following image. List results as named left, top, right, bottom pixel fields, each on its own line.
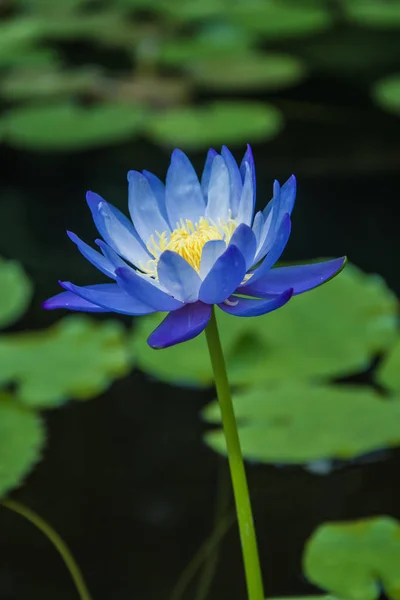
left=44, top=145, right=345, bottom=348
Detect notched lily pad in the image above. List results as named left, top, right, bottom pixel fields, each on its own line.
left=0, top=393, right=45, bottom=499
left=0, top=316, right=132, bottom=407
left=203, top=383, right=400, bottom=464
left=0, top=258, right=32, bottom=329
left=303, top=516, right=400, bottom=600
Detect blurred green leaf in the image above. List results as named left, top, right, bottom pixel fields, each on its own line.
left=303, top=517, right=400, bottom=600
left=228, top=2, right=332, bottom=39
left=0, top=67, right=102, bottom=101
left=371, top=73, right=400, bottom=116
left=133, top=263, right=397, bottom=388
left=2, top=102, right=146, bottom=151
left=155, top=0, right=238, bottom=22
left=0, top=18, right=45, bottom=67
left=187, top=54, right=306, bottom=91
left=0, top=394, right=45, bottom=499
left=16, top=0, right=91, bottom=14
left=344, top=0, right=400, bottom=28
left=0, top=258, right=32, bottom=329
left=376, top=336, right=400, bottom=392
left=0, top=316, right=132, bottom=408
left=146, top=101, right=283, bottom=148
left=203, top=383, right=400, bottom=463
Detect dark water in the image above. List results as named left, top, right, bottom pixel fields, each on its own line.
left=1, top=67, right=400, bottom=599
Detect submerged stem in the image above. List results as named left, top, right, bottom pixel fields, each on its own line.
left=205, top=308, right=264, bottom=600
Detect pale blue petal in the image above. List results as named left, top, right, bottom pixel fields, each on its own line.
left=199, top=240, right=227, bottom=279
left=199, top=245, right=246, bottom=304
left=251, top=211, right=264, bottom=246
left=142, top=170, right=169, bottom=223
left=115, top=267, right=183, bottom=311
left=236, top=162, right=254, bottom=226
left=67, top=231, right=115, bottom=279
left=157, top=250, right=202, bottom=303
left=221, top=145, right=242, bottom=217
left=128, top=170, right=170, bottom=245
left=201, top=148, right=218, bottom=199
left=95, top=239, right=129, bottom=272
left=205, top=155, right=230, bottom=223
left=279, top=174, right=296, bottom=217
left=240, top=144, right=256, bottom=199
left=218, top=288, right=293, bottom=317
left=165, top=149, right=205, bottom=228
left=86, top=191, right=150, bottom=267
left=228, top=224, right=256, bottom=270
left=148, top=302, right=212, bottom=349
left=58, top=282, right=156, bottom=315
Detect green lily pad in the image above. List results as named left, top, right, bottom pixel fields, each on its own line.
left=376, top=336, right=400, bottom=392
left=303, top=517, right=400, bottom=600
left=0, top=66, right=102, bottom=101
left=344, top=1, right=400, bottom=27
left=187, top=54, right=306, bottom=91
left=0, top=18, right=45, bottom=67
left=0, top=316, right=132, bottom=408
left=203, top=383, right=400, bottom=463
left=133, top=262, right=397, bottom=388
left=372, top=74, right=400, bottom=116
left=146, top=101, right=283, bottom=148
left=0, top=394, right=45, bottom=499
left=0, top=258, right=32, bottom=329
left=3, top=102, right=146, bottom=151
left=228, top=2, right=332, bottom=39
left=16, top=0, right=91, bottom=14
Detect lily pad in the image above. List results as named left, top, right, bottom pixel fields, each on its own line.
left=203, top=383, right=400, bottom=464
left=0, top=258, right=32, bottom=329
left=0, top=18, right=46, bottom=67
left=372, top=74, right=400, bottom=116
left=3, top=102, right=146, bottom=151
left=0, top=394, right=45, bottom=499
left=187, top=54, right=306, bottom=91
left=146, top=101, right=283, bottom=148
left=133, top=262, right=397, bottom=388
left=376, top=336, right=400, bottom=392
left=0, top=316, right=132, bottom=408
left=303, top=517, right=400, bottom=600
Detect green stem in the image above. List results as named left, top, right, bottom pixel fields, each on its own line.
left=1, top=499, right=92, bottom=600
left=205, top=308, right=264, bottom=600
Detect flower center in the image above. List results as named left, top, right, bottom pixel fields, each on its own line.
left=142, top=216, right=237, bottom=278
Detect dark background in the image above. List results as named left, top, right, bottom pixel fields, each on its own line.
left=1, top=2, right=400, bottom=599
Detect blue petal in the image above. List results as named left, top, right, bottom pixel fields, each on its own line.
left=218, top=288, right=293, bottom=317
left=228, top=224, right=257, bottom=270
left=95, top=239, right=129, bottom=271
left=221, top=146, right=242, bottom=217
left=157, top=250, right=202, bottom=303
left=244, top=257, right=347, bottom=297
left=67, top=231, right=115, bottom=279
left=240, top=144, right=256, bottom=196
left=86, top=191, right=150, bottom=266
left=142, top=170, right=169, bottom=223
left=165, top=149, right=205, bottom=228
left=128, top=171, right=170, bottom=245
left=148, top=302, right=212, bottom=349
left=115, top=267, right=183, bottom=311
left=205, top=155, right=230, bottom=223
left=236, top=162, right=254, bottom=226
left=201, top=148, right=218, bottom=199
left=43, top=289, right=109, bottom=312
left=200, top=240, right=227, bottom=279
left=255, top=181, right=282, bottom=262
left=199, top=245, right=246, bottom=304
left=245, top=213, right=291, bottom=285
left=251, top=211, right=264, bottom=246
left=279, top=174, right=296, bottom=217
left=58, top=281, right=155, bottom=315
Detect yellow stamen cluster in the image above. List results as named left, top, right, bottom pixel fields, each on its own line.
left=142, top=216, right=237, bottom=278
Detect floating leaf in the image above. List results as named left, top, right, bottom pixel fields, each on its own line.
left=345, top=1, right=400, bottom=28
left=203, top=383, right=400, bottom=463
left=0, top=66, right=102, bottom=101
left=303, top=517, right=400, bottom=600
left=0, top=394, right=45, bottom=499
left=0, top=258, right=32, bottom=329
left=0, top=18, right=45, bottom=67
left=3, top=102, right=146, bottom=151
left=0, top=316, right=132, bottom=408
left=372, top=73, right=400, bottom=116
left=146, top=101, right=283, bottom=148
left=228, top=2, right=332, bottom=39
left=133, top=263, right=397, bottom=388
left=376, top=336, right=400, bottom=392
left=187, top=54, right=306, bottom=91
left=16, top=0, right=91, bottom=14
